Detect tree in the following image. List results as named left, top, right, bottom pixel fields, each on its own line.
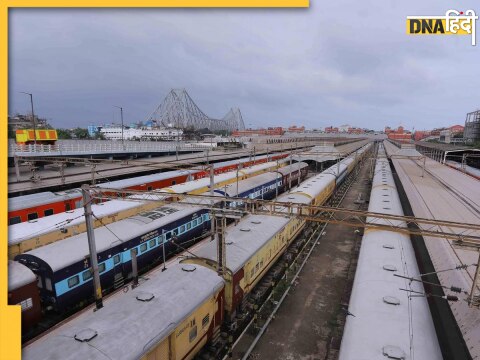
left=56, top=128, right=72, bottom=139
left=73, top=127, right=90, bottom=139
left=94, top=132, right=106, bottom=140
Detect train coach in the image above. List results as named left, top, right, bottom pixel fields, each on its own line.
left=14, top=163, right=306, bottom=313
left=8, top=261, right=42, bottom=333
left=21, top=144, right=372, bottom=360
left=8, top=189, right=84, bottom=225
left=183, top=144, right=372, bottom=321
left=159, top=159, right=287, bottom=195
left=22, top=263, right=225, bottom=360
left=339, top=145, right=441, bottom=359
left=8, top=160, right=292, bottom=259
left=8, top=153, right=288, bottom=225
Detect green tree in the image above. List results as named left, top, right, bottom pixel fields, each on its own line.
left=94, top=132, right=106, bottom=140
left=73, top=127, right=90, bottom=139
left=56, top=128, right=72, bottom=139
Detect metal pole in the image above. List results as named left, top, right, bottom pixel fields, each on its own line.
left=81, top=184, right=103, bottom=310
left=276, top=159, right=279, bottom=196
left=20, top=92, right=37, bottom=148
left=14, top=156, right=20, bottom=182
left=468, top=256, right=480, bottom=307
left=114, top=106, right=125, bottom=150
left=120, top=107, right=124, bottom=150
left=162, top=229, right=167, bottom=272
left=236, top=165, right=241, bottom=197
left=289, top=155, right=292, bottom=191
left=210, top=166, right=215, bottom=242
left=176, top=131, right=179, bottom=161
left=131, top=248, right=138, bottom=287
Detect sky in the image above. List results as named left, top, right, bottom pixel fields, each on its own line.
left=8, top=1, right=480, bottom=131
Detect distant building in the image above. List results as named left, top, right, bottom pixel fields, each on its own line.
left=465, top=110, right=480, bottom=144
left=100, top=126, right=183, bottom=141
left=337, top=124, right=350, bottom=133
left=87, top=124, right=101, bottom=137
left=231, top=127, right=284, bottom=137
left=414, top=130, right=431, bottom=141
left=8, top=114, right=48, bottom=130
left=449, top=124, right=464, bottom=134
left=387, top=126, right=411, bottom=142
left=287, top=125, right=305, bottom=133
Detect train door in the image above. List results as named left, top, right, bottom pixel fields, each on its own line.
left=112, top=253, right=125, bottom=289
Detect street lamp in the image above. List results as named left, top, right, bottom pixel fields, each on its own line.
left=113, top=106, right=125, bottom=150
left=20, top=92, right=36, bottom=147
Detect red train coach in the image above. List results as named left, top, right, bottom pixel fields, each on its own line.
left=8, top=261, right=42, bottom=333
left=8, top=153, right=288, bottom=225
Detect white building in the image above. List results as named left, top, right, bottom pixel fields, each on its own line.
left=338, top=124, right=351, bottom=133
left=100, top=126, right=183, bottom=141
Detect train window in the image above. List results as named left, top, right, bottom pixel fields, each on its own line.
left=98, top=263, right=106, bottom=273
left=189, top=326, right=197, bottom=343
left=68, top=275, right=80, bottom=288
left=172, top=180, right=176, bottom=185
left=83, top=269, right=93, bottom=281
left=149, top=239, right=155, bottom=248
left=9, top=217, right=21, bottom=225
left=250, top=268, right=254, bottom=278
left=27, top=212, right=38, bottom=221
left=132, top=248, right=138, bottom=256
left=45, top=277, right=52, bottom=291
left=147, top=186, right=153, bottom=191
left=166, top=232, right=172, bottom=241
left=44, top=209, right=54, bottom=217
left=186, top=223, right=191, bottom=230
left=180, top=225, right=186, bottom=233
left=65, top=203, right=71, bottom=211
left=140, top=243, right=148, bottom=253
left=202, top=314, right=209, bottom=328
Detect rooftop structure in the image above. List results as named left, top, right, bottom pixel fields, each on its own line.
left=465, top=109, right=480, bottom=144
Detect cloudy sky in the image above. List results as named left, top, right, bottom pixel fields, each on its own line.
left=8, top=1, right=479, bottom=131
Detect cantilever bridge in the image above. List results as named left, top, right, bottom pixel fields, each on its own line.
left=146, top=89, right=246, bottom=132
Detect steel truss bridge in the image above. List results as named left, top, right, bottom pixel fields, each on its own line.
left=146, top=89, right=246, bottom=132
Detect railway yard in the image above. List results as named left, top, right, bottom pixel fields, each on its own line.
left=6, top=136, right=480, bottom=360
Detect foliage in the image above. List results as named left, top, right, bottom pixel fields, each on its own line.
left=93, top=132, right=106, bottom=140
left=56, top=128, right=73, bottom=139
left=72, top=127, right=90, bottom=139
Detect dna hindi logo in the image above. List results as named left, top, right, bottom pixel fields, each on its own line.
left=406, top=9, right=478, bottom=46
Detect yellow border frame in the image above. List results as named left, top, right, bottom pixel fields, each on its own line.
left=1, top=1, right=309, bottom=359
